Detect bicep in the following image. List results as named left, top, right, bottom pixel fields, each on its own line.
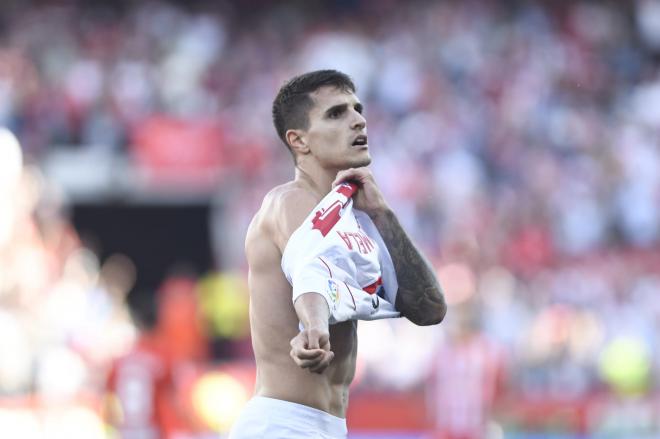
left=246, top=233, right=297, bottom=320
left=246, top=229, right=283, bottom=282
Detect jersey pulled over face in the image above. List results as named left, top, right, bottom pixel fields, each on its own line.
left=303, top=86, right=371, bottom=170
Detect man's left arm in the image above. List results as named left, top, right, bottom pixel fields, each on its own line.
left=370, top=208, right=446, bottom=325
left=333, top=168, right=447, bottom=326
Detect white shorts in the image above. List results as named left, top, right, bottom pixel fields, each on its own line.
left=228, top=396, right=348, bottom=439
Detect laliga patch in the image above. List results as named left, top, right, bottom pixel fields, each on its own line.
left=327, top=279, right=340, bottom=303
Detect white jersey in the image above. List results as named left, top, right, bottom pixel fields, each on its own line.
left=281, top=182, right=400, bottom=324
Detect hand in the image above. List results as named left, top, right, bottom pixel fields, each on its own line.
left=289, top=327, right=334, bottom=374
left=332, top=167, right=390, bottom=217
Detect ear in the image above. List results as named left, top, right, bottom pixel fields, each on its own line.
left=286, top=129, right=310, bottom=156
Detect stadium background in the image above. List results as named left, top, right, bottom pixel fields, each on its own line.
left=1, top=0, right=660, bottom=437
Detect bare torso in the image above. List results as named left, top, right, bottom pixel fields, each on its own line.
left=244, top=182, right=357, bottom=417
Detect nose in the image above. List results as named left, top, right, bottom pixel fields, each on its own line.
left=351, top=110, right=366, bottom=130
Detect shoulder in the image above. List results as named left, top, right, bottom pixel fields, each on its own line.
left=273, top=183, right=319, bottom=241
left=246, top=182, right=319, bottom=253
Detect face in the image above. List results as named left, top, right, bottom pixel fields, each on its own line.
left=299, top=86, right=370, bottom=170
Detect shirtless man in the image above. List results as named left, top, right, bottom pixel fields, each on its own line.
left=230, top=70, right=446, bottom=438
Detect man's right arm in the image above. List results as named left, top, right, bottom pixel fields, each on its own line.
left=291, top=292, right=334, bottom=373
left=274, top=190, right=335, bottom=374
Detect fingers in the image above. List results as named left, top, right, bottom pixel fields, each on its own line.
left=332, top=167, right=372, bottom=188
left=290, top=334, right=321, bottom=358
left=332, top=169, right=360, bottom=188
left=306, top=327, right=330, bottom=351
left=289, top=328, right=329, bottom=353
left=290, top=347, right=334, bottom=373
left=290, top=330, right=334, bottom=373
left=291, top=347, right=324, bottom=360
left=319, top=335, right=331, bottom=352
left=306, top=333, right=320, bottom=350
left=295, top=351, right=335, bottom=372
left=309, top=351, right=335, bottom=374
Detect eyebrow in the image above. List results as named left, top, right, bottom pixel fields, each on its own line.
left=324, top=102, right=364, bottom=117
left=324, top=103, right=347, bottom=117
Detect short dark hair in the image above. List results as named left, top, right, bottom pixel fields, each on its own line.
left=272, top=70, right=356, bottom=159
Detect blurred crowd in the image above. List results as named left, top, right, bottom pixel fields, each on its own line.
left=0, top=128, right=251, bottom=437
left=2, top=0, right=660, bottom=437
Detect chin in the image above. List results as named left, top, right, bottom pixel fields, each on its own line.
left=327, top=151, right=371, bottom=170
left=358, top=157, right=372, bottom=167
left=351, top=152, right=371, bottom=168
left=338, top=159, right=370, bottom=170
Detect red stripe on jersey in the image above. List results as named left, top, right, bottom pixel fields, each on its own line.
left=363, top=277, right=382, bottom=295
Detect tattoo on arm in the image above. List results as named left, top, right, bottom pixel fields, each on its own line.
left=372, top=209, right=446, bottom=326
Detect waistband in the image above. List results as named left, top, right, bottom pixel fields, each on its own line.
left=247, top=396, right=347, bottom=437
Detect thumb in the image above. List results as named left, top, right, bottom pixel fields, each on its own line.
left=306, top=330, right=320, bottom=350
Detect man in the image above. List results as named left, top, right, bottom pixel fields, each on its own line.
left=230, top=70, right=446, bottom=438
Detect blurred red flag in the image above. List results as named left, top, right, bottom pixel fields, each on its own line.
left=131, top=116, right=225, bottom=187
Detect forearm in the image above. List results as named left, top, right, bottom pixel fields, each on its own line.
left=371, top=208, right=446, bottom=325
left=294, top=292, right=331, bottom=329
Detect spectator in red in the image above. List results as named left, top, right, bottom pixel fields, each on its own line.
left=427, top=301, right=507, bottom=439
left=104, top=299, right=181, bottom=439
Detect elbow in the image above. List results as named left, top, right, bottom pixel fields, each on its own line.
left=425, top=287, right=447, bottom=325
left=435, top=299, right=448, bottom=324
left=420, top=301, right=447, bottom=326
left=407, top=290, right=447, bottom=326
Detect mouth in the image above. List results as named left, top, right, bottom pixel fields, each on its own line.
left=351, top=134, right=368, bottom=148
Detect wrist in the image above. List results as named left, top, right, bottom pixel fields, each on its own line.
left=368, top=205, right=394, bottom=223
left=304, top=322, right=329, bottom=331
left=301, top=318, right=329, bottom=333
left=295, top=292, right=330, bottom=329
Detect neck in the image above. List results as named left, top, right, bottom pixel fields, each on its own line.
left=294, top=160, right=337, bottom=200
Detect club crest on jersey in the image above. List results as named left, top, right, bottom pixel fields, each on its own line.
left=311, top=184, right=355, bottom=237
left=327, top=279, right=340, bottom=303
left=312, top=202, right=343, bottom=237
